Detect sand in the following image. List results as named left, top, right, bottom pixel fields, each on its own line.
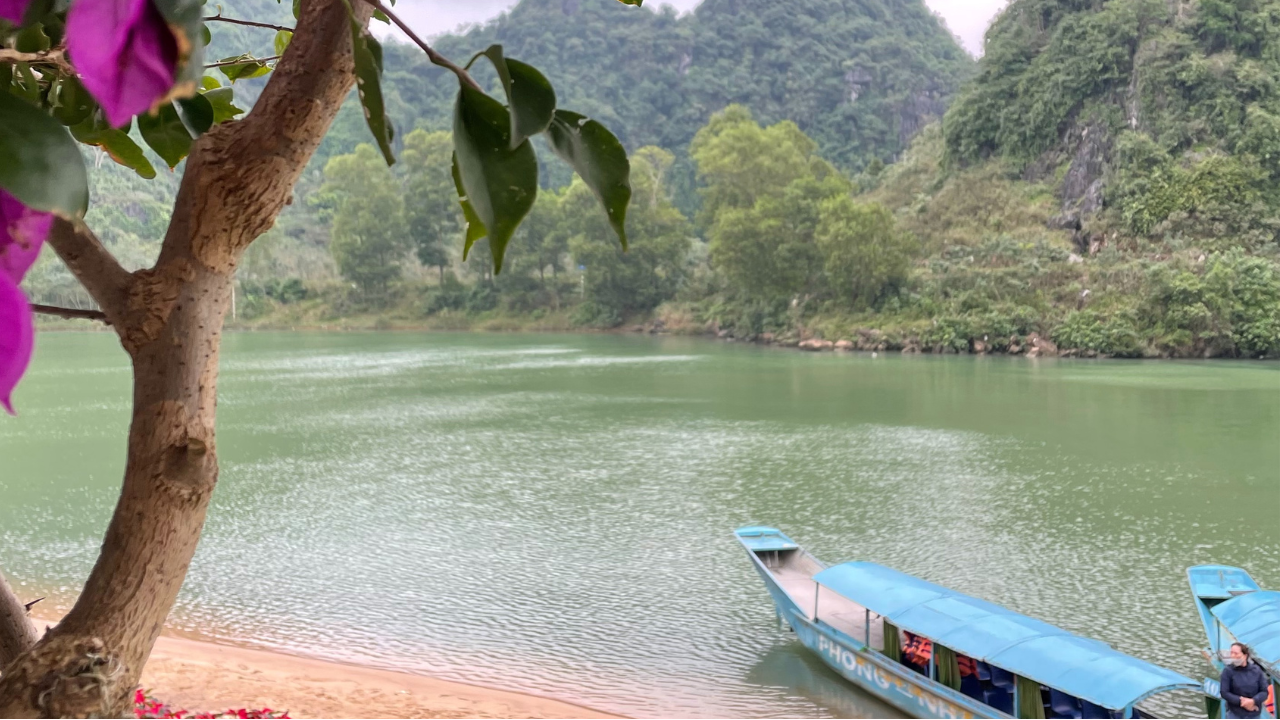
left=28, top=616, right=619, bottom=719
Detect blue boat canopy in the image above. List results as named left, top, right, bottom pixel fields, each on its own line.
left=1210, top=590, right=1280, bottom=673
left=813, top=562, right=1201, bottom=710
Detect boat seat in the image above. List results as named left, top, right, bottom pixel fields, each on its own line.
left=975, top=660, right=992, bottom=681
left=985, top=688, right=1013, bottom=714
left=991, top=666, right=1015, bottom=690
left=1081, top=700, right=1119, bottom=719
left=1050, top=688, right=1083, bottom=719
left=960, top=675, right=984, bottom=701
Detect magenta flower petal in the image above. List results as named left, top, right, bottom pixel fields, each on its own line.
left=0, top=276, right=34, bottom=415
left=0, top=0, right=31, bottom=23
left=66, top=0, right=179, bottom=128
left=0, top=189, right=52, bottom=284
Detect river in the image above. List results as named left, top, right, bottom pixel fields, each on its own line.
left=2, top=332, right=1277, bottom=717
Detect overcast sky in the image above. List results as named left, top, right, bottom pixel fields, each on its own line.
left=380, top=0, right=1010, bottom=57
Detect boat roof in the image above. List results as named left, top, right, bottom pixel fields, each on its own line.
left=1210, top=590, right=1280, bottom=673
left=1188, top=565, right=1261, bottom=600
left=813, top=561, right=1201, bottom=710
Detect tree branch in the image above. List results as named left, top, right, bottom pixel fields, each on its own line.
left=44, top=218, right=132, bottom=327
left=205, top=54, right=281, bottom=69
left=152, top=0, right=377, bottom=276
left=204, top=14, right=294, bottom=32
left=359, top=0, right=481, bottom=91
left=0, top=48, right=69, bottom=70
left=30, top=304, right=110, bottom=324
left=0, top=569, right=38, bottom=669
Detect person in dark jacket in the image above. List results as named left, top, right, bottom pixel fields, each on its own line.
left=1221, top=643, right=1270, bottom=719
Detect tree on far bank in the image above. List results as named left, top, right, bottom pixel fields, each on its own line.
left=816, top=196, right=917, bottom=308
left=322, top=144, right=411, bottom=299
left=689, top=104, right=821, bottom=228
left=400, top=129, right=458, bottom=281
left=694, top=106, right=855, bottom=302
left=569, top=146, right=692, bottom=326
left=511, top=190, right=569, bottom=284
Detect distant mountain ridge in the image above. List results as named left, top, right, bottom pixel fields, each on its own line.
left=316, top=0, right=974, bottom=176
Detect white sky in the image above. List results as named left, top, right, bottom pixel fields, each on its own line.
left=381, top=0, right=1010, bottom=57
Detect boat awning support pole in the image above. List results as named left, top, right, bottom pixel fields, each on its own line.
left=864, top=608, right=870, bottom=647
left=813, top=581, right=819, bottom=621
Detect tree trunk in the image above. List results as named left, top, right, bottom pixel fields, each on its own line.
left=0, top=0, right=370, bottom=714
left=0, top=570, right=37, bottom=668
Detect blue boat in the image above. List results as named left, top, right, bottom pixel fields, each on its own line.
left=1187, top=565, right=1279, bottom=718
left=737, top=526, right=1204, bottom=719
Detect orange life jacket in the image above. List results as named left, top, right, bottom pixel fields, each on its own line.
left=1266, top=683, right=1274, bottom=715
left=903, top=632, right=933, bottom=665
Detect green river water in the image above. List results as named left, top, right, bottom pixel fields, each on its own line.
left=2, top=332, right=1277, bottom=717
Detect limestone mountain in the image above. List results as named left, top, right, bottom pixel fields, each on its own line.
left=318, top=0, right=975, bottom=176
left=942, top=0, right=1280, bottom=249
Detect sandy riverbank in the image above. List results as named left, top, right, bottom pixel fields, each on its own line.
left=28, top=615, right=619, bottom=719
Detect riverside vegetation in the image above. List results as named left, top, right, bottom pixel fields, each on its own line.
left=27, top=0, right=1280, bottom=358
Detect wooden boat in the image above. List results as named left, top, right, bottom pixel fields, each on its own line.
left=737, top=526, right=1204, bottom=719
left=1187, top=565, right=1279, bottom=718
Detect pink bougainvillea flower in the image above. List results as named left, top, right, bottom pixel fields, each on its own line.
left=0, top=0, right=31, bottom=23
left=0, top=190, right=51, bottom=283
left=0, top=276, right=35, bottom=415
left=65, top=0, right=179, bottom=128
left=0, top=189, right=52, bottom=415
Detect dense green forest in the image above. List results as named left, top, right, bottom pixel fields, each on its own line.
left=26, top=0, right=1280, bottom=358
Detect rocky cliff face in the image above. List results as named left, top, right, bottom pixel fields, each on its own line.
left=942, top=0, right=1280, bottom=244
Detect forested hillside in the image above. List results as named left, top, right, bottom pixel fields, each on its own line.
left=27, top=0, right=1280, bottom=358
left=317, top=0, right=973, bottom=178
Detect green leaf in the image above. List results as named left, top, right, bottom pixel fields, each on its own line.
left=50, top=75, right=95, bottom=126
left=70, top=116, right=157, bottom=179
left=273, top=29, right=292, bottom=55
left=0, top=90, right=89, bottom=217
left=202, top=87, right=244, bottom=123
left=200, top=24, right=211, bottom=46
left=176, top=93, right=214, bottom=136
left=451, top=152, right=488, bottom=259
left=200, top=75, right=221, bottom=90
left=547, top=109, right=631, bottom=248
left=469, top=45, right=556, bottom=148
left=12, top=63, right=41, bottom=105
left=14, top=23, right=51, bottom=52
left=291, top=0, right=300, bottom=19
left=372, top=8, right=389, bottom=23
left=20, top=0, right=54, bottom=26
left=137, top=103, right=194, bottom=168
left=217, top=54, right=273, bottom=82
left=452, top=85, right=538, bottom=272
left=615, top=0, right=642, bottom=5
left=349, top=16, right=394, bottom=165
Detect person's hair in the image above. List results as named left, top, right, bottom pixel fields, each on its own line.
left=1232, top=642, right=1252, bottom=660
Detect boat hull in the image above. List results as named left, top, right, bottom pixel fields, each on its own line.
left=744, top=551, right=1001, bottom=719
